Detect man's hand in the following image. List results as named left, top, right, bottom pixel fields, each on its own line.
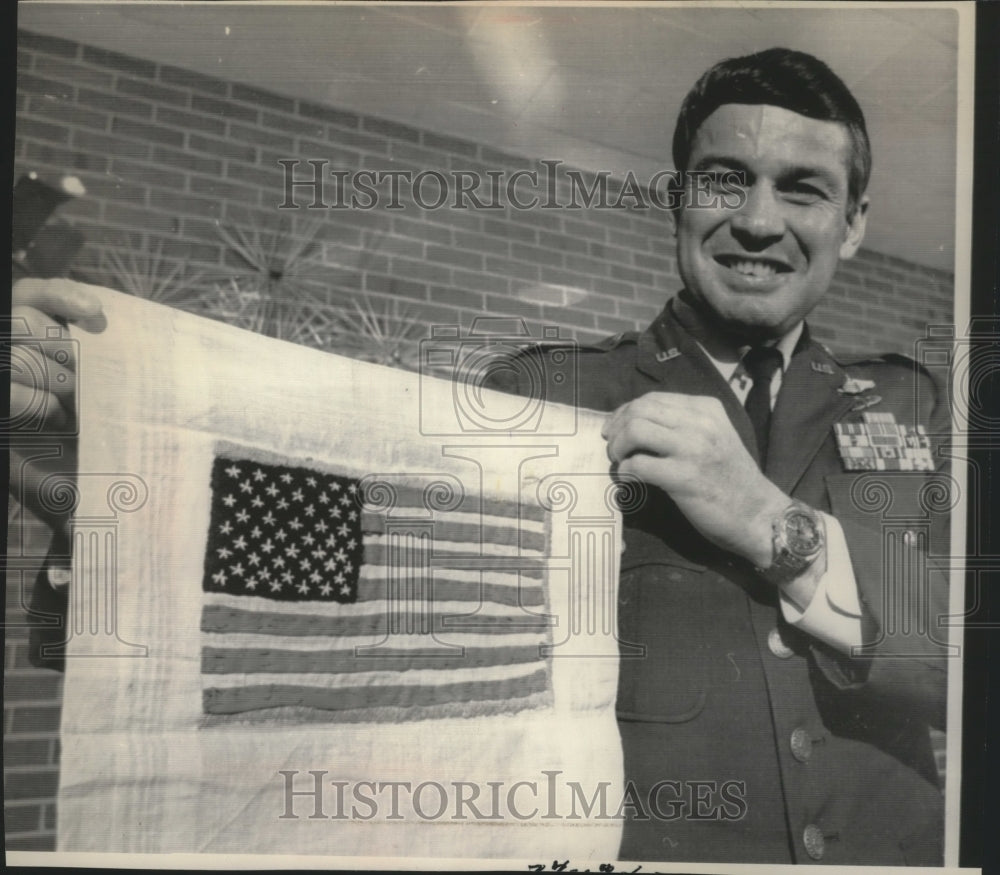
left=8, top=279, right=107, bottom=526
left=602, top=391, right=789, bottom=568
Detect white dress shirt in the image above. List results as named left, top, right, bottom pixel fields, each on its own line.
left=696, top=324, right=864, bottom=653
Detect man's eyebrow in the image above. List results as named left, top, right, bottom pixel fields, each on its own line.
left=689, top=155, right=845, bottom=188
left=777, top=164, right=843, bottom=188
left=689, top=154, right=751, bottom=173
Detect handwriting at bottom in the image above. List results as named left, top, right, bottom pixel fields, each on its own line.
left=527, top=863, right=644, bottom=873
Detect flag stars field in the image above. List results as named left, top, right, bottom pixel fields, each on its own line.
left=204, top=456, right=365, bottom=604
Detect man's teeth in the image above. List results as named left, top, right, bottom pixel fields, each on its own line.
left=731, top=259, right=777, bottom=278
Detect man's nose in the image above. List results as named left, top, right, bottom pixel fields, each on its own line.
left=729, top=182, right=785, bottom=246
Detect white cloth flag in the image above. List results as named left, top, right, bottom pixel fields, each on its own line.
left=57, top=287, right=626, bottom=863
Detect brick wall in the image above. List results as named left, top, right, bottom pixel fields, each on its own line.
left=7, top=29, right=953, bottom=850
left=4, top=508, right=62, bottom=850
left=13, top=30, right=953, bottom=357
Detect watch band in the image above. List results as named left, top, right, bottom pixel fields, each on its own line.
left=756, top=501, right=825, bottom=586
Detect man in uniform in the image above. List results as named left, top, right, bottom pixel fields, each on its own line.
left=485, top=48, right=949, bottom=865
left=11, top=48, right=949, bottom=865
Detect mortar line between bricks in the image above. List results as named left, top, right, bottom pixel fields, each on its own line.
left=4, top=834, right=56, bottom=842
left=2, top=730, right=61, bottom=737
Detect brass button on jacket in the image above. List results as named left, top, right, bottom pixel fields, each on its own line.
left=790, top=727, right=813, bottom=763
left=767, top=626, right=795, bottom=659
left=803, top=824, right=825, bottom=860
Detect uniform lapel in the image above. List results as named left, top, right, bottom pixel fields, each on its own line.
left=765, top=337, right=855, bottom=493
left=635, top=302, right=760, bottom=461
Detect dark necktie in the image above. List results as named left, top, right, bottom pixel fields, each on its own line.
left=742, top=346, right=783, bottom=464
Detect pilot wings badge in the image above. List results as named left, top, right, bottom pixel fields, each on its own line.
left=838, top=377, right=877, bottom=395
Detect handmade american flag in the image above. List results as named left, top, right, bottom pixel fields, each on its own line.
left=200, top=451, right=553, bottom=722
left=56, top=287, right=624, bottom=861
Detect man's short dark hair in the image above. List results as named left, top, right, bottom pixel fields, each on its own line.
left=672, top=47, right=871, bottom=216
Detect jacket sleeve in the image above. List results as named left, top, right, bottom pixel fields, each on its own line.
left=810, top=360, right=952, bottom=729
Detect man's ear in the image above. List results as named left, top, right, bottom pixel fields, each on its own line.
left=839, top=195, right=869, bottom=260
left=668, top=205, right=680, bottom=239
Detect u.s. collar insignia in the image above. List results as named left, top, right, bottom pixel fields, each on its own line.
left=838, top=377, right=877, bottom=395
left=834, top=412, right=934, bottom=471
left=655, top=347, right=681, bottom=363
left=811, top=360, right=835, bottom=375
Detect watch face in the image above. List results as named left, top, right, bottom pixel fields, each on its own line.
left=785, top=509, right=822, bottom=556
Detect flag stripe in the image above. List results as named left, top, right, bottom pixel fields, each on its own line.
left=203, top=667, right=549, bottom=715
left=202, top=643, right=545, bottom=674
left=351, top=575, right=546, bottom=607
left=363, top=535, right=543, bottom=561
left=202, top=605, right=550, bottom=638
left=211, top=577, right=545, bottom=608
left=362, top=564, right=544, bottom=585
left=200, top=691, right=552, bottom=726
left=362, top=515, right=545, bottom=552
left=362, top=508, right=546, bottom=537
left=363, top=484, right=546, bottom=524
left=202, top=660, right=543, bottom=690
left=202, top=630, right=549, bottom=651
left=202, top=590, right=548, bottom=619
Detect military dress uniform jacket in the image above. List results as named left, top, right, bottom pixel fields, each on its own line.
left=487, top=297, right=950, bottom=866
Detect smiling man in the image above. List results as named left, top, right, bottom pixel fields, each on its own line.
left=490, top=47, right=949, bottom=866
left=11, top=47, right=949, bottom=867
left=676, top=101, right=867, bottom=340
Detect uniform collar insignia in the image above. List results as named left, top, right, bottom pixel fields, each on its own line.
left=811, top=360, right=835, bottom=375
left=851, top=393, right=883, bottom=412
left=655, top=347, right=681, bottom=363
left=839, top=377, right=877, bottom=395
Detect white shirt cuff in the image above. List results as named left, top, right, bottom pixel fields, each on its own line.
left=779, top=512, right=863, bottom=653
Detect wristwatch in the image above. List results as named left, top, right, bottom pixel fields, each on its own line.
left=756, top=501, right=825, bottom=586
